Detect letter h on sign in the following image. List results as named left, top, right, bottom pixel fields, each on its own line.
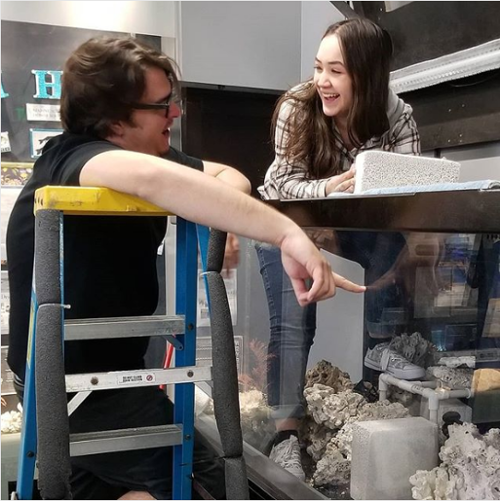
left=32, top=70, right=63, bottom=99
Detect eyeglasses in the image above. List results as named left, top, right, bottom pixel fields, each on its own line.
left=130, top=94, right=180, bottom=116
left=131, top=95, right=175, bottom=116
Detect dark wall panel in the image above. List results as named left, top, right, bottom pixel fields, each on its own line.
left=346, top=2, right=500, bottom=149
left=354, top=1, right=500, bottom=71
left=181, top=85, right=280, bottom=198
left=403, top=69, right=500, bottom=151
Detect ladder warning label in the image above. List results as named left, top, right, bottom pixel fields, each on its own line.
left=117, top=373, right=156, bottom=384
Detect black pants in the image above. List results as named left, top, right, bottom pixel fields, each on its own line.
left=15, top=379, right=225, bottom=500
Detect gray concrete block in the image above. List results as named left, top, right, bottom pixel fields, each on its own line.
left=351, top=417, right=439, bottom=500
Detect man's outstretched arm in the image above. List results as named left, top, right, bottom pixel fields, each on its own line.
left=81, top=150, right=365, bottom=304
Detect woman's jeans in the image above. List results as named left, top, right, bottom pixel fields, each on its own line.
left=256, top=243, right=317, bottom=420
left=255, top=232, right=407, bottom=421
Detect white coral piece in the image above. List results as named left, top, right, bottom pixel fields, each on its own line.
left=426, top=366, right=473, bottom=390
left=305, top=422, right=335, bottom=462
left=410, top=423, right=500, bottom=500
left=304, top=385, right=366, bottom=430
left=313, top=442, right=351, bottom=486
left=305, top=360, right=354, bottom=392
left=410, top=467, right=457, bottom=500
left=438, top=356, right=476, bottom=369
left=389, top=331, right=434, bottom=367
left=484, top=428, right=500, bottom=450
left=356, top=399, right=410, bottom=422
left=238, top=389, right=274, bottom=448
left=1, top=410, right=22, bottom=434
left=330, top=423, right=355, bottom=461
left=239, top=389, right=270, bottom=429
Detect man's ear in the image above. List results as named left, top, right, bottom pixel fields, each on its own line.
left=108, top=120, right=125, bottom=138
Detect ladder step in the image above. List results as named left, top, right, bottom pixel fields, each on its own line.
left=64, top=315, right=185, bottom=340
left=70, top=424, right=183, bottom=456
left=65, top=366, right=212, bottom=392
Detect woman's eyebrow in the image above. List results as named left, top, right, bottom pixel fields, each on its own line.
left=315, top=57, right=345, bottom=66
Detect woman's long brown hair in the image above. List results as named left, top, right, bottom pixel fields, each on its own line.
left=272, top=18, right=393, bottom=179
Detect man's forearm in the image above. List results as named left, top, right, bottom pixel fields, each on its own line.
left=81, top=150, right=299, bottom=248
left=148, top=170, right=299, bottom=248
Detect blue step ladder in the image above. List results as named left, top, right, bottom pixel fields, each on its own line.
left=14, top=186, right=210, bottom=500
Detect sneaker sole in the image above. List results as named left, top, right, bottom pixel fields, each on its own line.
left=364, top=357, right=382, bottom=372
left=385, top=366, right=425, bottom=380
left=364, top=357, right=425, bottom=380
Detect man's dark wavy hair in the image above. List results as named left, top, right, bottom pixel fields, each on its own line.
left=60, top=36, right=180, bottom=137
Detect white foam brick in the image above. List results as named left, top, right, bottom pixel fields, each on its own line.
left=350, top=417, right=439, bottom=500
left=354, top=151, right=461, bottom=194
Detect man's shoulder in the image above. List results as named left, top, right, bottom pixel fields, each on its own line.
left=164, top=146, right=203, bottom=171
left=34, top=132, right=121, bottom=187
left=44, top=132, right=112, bottom=153
left=36, top=133, right=117, bottom=167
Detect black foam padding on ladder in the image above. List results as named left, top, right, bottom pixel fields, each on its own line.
left=206, top=230, right=227, bottom=273
left=35, top=306, right=72, bottom=500
left=34, top=210, right=71, bottom=499
left=205, top=272, right=243, bottom=458
left=225, top=456, right=250, bottom=500
left=34, top=211, right=62, bottom=304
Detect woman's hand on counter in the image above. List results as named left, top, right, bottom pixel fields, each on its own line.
left=325, top=165, right=356, bottom=195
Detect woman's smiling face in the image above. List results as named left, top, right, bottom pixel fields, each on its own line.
left=313, top=34, right=353, bottom=120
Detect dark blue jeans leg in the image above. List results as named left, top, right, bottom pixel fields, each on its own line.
left=255, top=243, right=317, bottom=420
left=336, top=231, right=408, bottom=336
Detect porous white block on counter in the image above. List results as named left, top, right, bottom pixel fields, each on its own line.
left=354, top=151, right=460, bottom=194
left=351, top=417, right=439, bottom=500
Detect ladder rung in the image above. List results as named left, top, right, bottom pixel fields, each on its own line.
left=64, top=315, right=185, bottom=340
left=65, top=366, right=212, bottom=392
left=70, top=424, right=182, bottom=456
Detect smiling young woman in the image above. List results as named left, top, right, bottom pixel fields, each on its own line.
left=260, top=18, right=417, bottom=200
left=256, top=17, right=420, bottom=481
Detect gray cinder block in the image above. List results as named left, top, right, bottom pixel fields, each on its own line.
left=350, top=417, right=439, bottom=500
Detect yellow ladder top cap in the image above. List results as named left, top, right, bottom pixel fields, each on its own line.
left=34, top=186, right=172, bottom=216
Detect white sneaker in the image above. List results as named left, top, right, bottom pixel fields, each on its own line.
left=269, top=435, right=306, bottom=481
left=364, top=342, right=425, bottom=380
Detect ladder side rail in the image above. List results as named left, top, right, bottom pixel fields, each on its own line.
left=172, top=218, right=198, bottom=500
left=16, top=291, right=38, bottom=500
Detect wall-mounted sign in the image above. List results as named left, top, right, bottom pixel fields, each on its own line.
left=26, top=103, right=61, bottom=122
left=29, top=128, right=63, bottom=158
left=1, top=132, right=11, bottom=153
